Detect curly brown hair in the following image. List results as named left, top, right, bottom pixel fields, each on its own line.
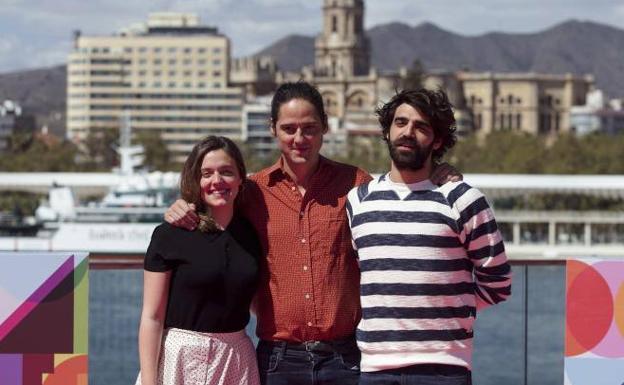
left=376, top=88, right=457, bottom=163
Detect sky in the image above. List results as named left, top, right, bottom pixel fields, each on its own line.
left=1, top=0, right=623, bottom=74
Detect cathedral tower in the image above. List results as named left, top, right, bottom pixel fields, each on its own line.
left=315, top=0, right=370, bottom=77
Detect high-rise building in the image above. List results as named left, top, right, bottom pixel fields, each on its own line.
left=66, top=13, right=243, bottom=163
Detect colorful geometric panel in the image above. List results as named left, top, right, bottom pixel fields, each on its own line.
left=564, top=258, right=624, bottom=385
left=0, top=252, right=89, bottom=385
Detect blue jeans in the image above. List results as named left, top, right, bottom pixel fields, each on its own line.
left=256, top=339, right=360, bottom=385
left=359, top=364, right=472, bottom=385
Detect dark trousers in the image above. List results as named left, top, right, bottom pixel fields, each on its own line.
left=359, top=364, right=472, bottom=385
left=256, top=338, right=360, bottom=385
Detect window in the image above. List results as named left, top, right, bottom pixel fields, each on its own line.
left=592, top=224, right=624, bottom=244
left=498, top=223, right=513, bottom=243
left=556, top=223, right=584, bottom=245
left=520, top=223, right=549, bottom=244
left=332, top=15, right=338, bottom=32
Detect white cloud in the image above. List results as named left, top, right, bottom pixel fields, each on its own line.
left=0, top=0, right=622, bottom=72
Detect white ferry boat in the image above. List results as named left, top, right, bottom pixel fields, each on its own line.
left=0, top=123, right=178, bottom=253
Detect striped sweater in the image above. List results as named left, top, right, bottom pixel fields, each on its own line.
left=346, top=174, right=511, bottom=373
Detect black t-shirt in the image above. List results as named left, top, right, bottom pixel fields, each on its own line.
left=144, top=216, right=260, bottom=333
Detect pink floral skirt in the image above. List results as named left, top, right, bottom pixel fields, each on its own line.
left=136, top=328, right=260, bottom=385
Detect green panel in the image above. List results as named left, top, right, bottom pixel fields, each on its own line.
left=73, top=254, right=89, bottom=354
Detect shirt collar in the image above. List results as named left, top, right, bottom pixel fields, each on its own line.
left=265, top=155, right=329, bottom=186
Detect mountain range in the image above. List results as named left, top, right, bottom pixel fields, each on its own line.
left=1, top=20, right=622, bottom=135
left=257, top=20, right=624, bottom=97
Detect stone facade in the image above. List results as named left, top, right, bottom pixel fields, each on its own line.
left=235, top=0, right=594, bottom=139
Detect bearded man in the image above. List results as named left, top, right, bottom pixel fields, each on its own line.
left=346, top=89, right=512, bottom=385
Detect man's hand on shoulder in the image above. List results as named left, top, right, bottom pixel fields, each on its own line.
left=430, top=162, right=463, bottom=185
left=164, top=199, right=199, bottom=231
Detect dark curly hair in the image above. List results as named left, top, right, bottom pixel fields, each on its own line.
left=376, top=88, right=457, bottom=163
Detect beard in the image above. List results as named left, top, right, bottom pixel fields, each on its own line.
left=387, top=136, right=434, bottom=171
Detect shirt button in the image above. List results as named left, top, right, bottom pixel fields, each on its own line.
left=299, top=211, right=305, bottom=217
left=303, top=265, right=308, bottom=271
left=301, top=238, right=306, bottom=243
left=305, top=293, right=310, bottom=299
left=307, top=322, right=313, bottom=327
left=291, top=186, right=296, bottom=191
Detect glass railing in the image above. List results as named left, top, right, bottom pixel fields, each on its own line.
left=89, top=259, right=567, bottom=385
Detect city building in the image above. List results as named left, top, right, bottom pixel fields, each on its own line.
left=425, top=71, right=594, bottom=136
left=0, top=100, right=35, bottom=153
left=234, top=0, right=595, bottom=141
left=231, top=56, right=278, bottom=99
left=570, top=90, right=624, bottom=135
left=66, top=13, right=243, bottom=163
left=279, top=0, right=402, bottom=131
left=241, top=96, right=274, bottom=158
